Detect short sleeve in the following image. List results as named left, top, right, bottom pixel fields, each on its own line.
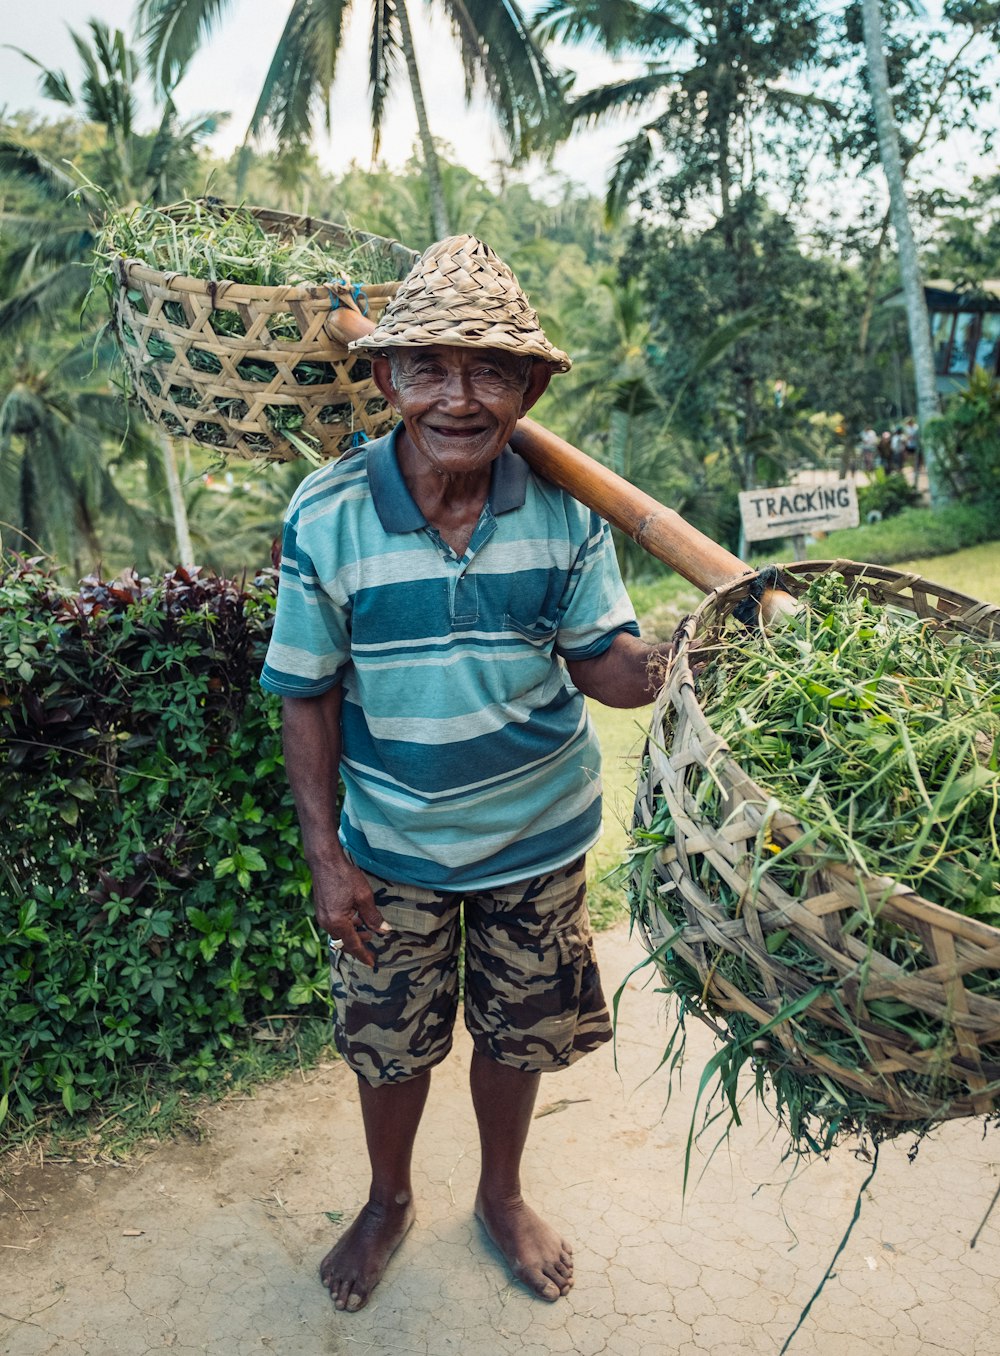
left=554, top=511, right=639, bottom=660
left=259, top=510, right=350, bottom=697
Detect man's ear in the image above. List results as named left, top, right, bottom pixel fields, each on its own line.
left=519, top=360, right=552, bottom=416
left=371, top=355, right=398, bottom=407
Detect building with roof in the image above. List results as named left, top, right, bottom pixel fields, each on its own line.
left=882, top=279, right=1000, bottom=394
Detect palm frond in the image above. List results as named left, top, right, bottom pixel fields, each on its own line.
left=0, top=140, right=83, bottom=200
left=144, top=101, right=226, bottom=199
left=438, top=0, right=568, bottom=156
left=3, top=47, right=75, bottom=106
left=568, top=68, right=678, bottom=125
left=248, top=0, right=352, bottom=147
left=760, top=82, right=844, bottom=121
left=70, top=22, right=138, bottom=139
left=0, top=264, right=91, bottom=337
left=138, top=0, right=237, bottom=94
left=0, top=227, right=97, bottom=293
left=370, top=0, right=401, bottom=155
left=532, top=0, right=691, bottom=53
left=605, top=125, right=658, bottom=220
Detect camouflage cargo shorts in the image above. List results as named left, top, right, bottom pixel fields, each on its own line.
left=328, top=856, right=611, bottom=1086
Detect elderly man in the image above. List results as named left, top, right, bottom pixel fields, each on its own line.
left=261, top=236, right=667, bottom=1312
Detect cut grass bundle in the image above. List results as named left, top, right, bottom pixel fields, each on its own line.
left=95, top=200, right=417, bottom=462
left=96, top=198, right=406, bottom=292
left=629, top=560, right=1000, bottom=1154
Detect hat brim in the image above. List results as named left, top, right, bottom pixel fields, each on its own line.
left=349, top=330, right=572, bottom=374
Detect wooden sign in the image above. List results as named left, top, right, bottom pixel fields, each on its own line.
left=739, top=481, right=859, bottom=543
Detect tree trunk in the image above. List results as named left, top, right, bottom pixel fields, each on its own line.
left=396, top=1, right=449, bottom=240
left=160, top=434, right=194, bottom=566
left=860, top=0, right=943, bottom=503
left=858, top=213, right=891, bottom=356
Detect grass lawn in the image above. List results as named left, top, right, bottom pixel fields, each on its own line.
left=892, top=541, right=1000, bottom=604
left=586, top=700, right=656, bottom=929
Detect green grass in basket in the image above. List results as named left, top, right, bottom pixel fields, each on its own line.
left=693, top=571, right=1000, bottom=919
left=95, top=201, right=388, bottom=435
left=95, top=199, right=402, bottom=289
left=627, top=571, right=1000, bottom=1150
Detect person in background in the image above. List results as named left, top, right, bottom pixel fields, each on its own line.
left=903, top=417, right=921, bottom=484
left=860, top=426, right=878, bottom=472
left=877, top=429, right=894, bottom=474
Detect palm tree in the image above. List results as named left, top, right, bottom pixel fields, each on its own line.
left=0, top=21, right=222, bottom=569
left=1, top=21, right=222, bottom=330
left=558, top=273, right=665, bottom=579
left=136, top=0, right=565, bottom=240
left=0, top=337, right=174, bottom=578
left=266, top=139, right=321, bottom=214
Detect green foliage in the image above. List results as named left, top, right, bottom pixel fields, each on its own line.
left=535, top=0, right=828, bottom=221
left=927, top=367, right=1000, bottom=511
left=0, top=559, right=325, bottom=1139
left=856, top=469, right=921, bottom=520
left=810, top=500, right=999, bottom=565
left=622, top=194, right=859, bottom=547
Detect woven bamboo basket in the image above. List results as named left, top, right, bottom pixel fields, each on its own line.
left=632, top=558, right=1000, bottom=1128
left=111, top=207, right=419, bottom=462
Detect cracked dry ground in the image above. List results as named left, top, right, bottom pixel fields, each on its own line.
left=2, top=923, right=1000, bottom=1356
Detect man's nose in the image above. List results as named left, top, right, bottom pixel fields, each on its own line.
left=438, top=370, right=480, bottom=409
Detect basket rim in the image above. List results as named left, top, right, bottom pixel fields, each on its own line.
left=700, top=557, right=1000, bottom=632
left=113, top=202, right=419, bottom=302
left=118, top=259, right=403, bottom=304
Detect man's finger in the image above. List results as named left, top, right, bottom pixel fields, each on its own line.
left=355, top=903, right=391, bottom=935
left=330, top=926, right=376, bottom=967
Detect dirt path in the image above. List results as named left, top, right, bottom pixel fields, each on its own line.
left=2, top=922, right=999, bottom=1356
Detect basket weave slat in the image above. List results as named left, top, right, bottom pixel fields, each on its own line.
left=633, top=560, right=1000, bottom=1126
left=111, top=208, right=418, bottom=462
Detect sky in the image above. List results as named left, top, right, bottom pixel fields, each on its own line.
left=2, top=2, right=997, bottom=218
left=0, top=0, right=643, bottom=200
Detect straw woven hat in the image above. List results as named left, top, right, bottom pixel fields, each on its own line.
left=349, top=234, right=571, bottom=372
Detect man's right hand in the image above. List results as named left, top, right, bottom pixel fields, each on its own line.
left=312, top=855, right=390, bottom=967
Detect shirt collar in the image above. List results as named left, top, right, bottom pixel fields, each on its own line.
left=367, top=424, right=529, bottom=534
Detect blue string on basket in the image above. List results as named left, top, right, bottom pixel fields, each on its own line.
left=326, top=281, right=369, bottom=315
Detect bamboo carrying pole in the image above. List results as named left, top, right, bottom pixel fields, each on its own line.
left=509, top=420, right=798, bottom=623
left=510, top=417, right=747, bottom=593
left=324, top=303, right=796, bottom=618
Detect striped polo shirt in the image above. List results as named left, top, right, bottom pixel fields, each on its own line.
left=260, top=425, right=640, bottom=890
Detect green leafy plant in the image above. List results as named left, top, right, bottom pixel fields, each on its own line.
left=928, top=366, right=1000, bottom=512
left=0, top=557, right=327, bottom=1140
left=856, top=468, right=921, bottom=521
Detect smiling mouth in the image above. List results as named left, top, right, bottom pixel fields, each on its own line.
left=429, top=424, right=489, bottom=439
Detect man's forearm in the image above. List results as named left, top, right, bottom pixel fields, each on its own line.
left=281, top=687, right=348, bottom=867
left=565, top=632, right=669, bottom=708
left=281, top=686, right=388, bottom=963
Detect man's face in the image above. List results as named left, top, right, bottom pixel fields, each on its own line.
left=372, top=344, right=550, bottom=477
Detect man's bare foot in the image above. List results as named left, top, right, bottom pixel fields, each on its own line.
left=474, top=1191, right=574, bottom=1301
left=319, top=1195, right=415, bottom=1312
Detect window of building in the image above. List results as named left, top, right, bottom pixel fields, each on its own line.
left=947, top=312, right=978, bottom=375
left=931, top=311, right=954, bottom=374
left=974, top=313, right=1000, bottom=375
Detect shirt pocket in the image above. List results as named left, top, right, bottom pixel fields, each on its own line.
left=502, top=612, right=559, bottom=647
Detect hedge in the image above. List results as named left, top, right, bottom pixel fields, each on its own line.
left=0, top=558, right=326, bottom=1135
